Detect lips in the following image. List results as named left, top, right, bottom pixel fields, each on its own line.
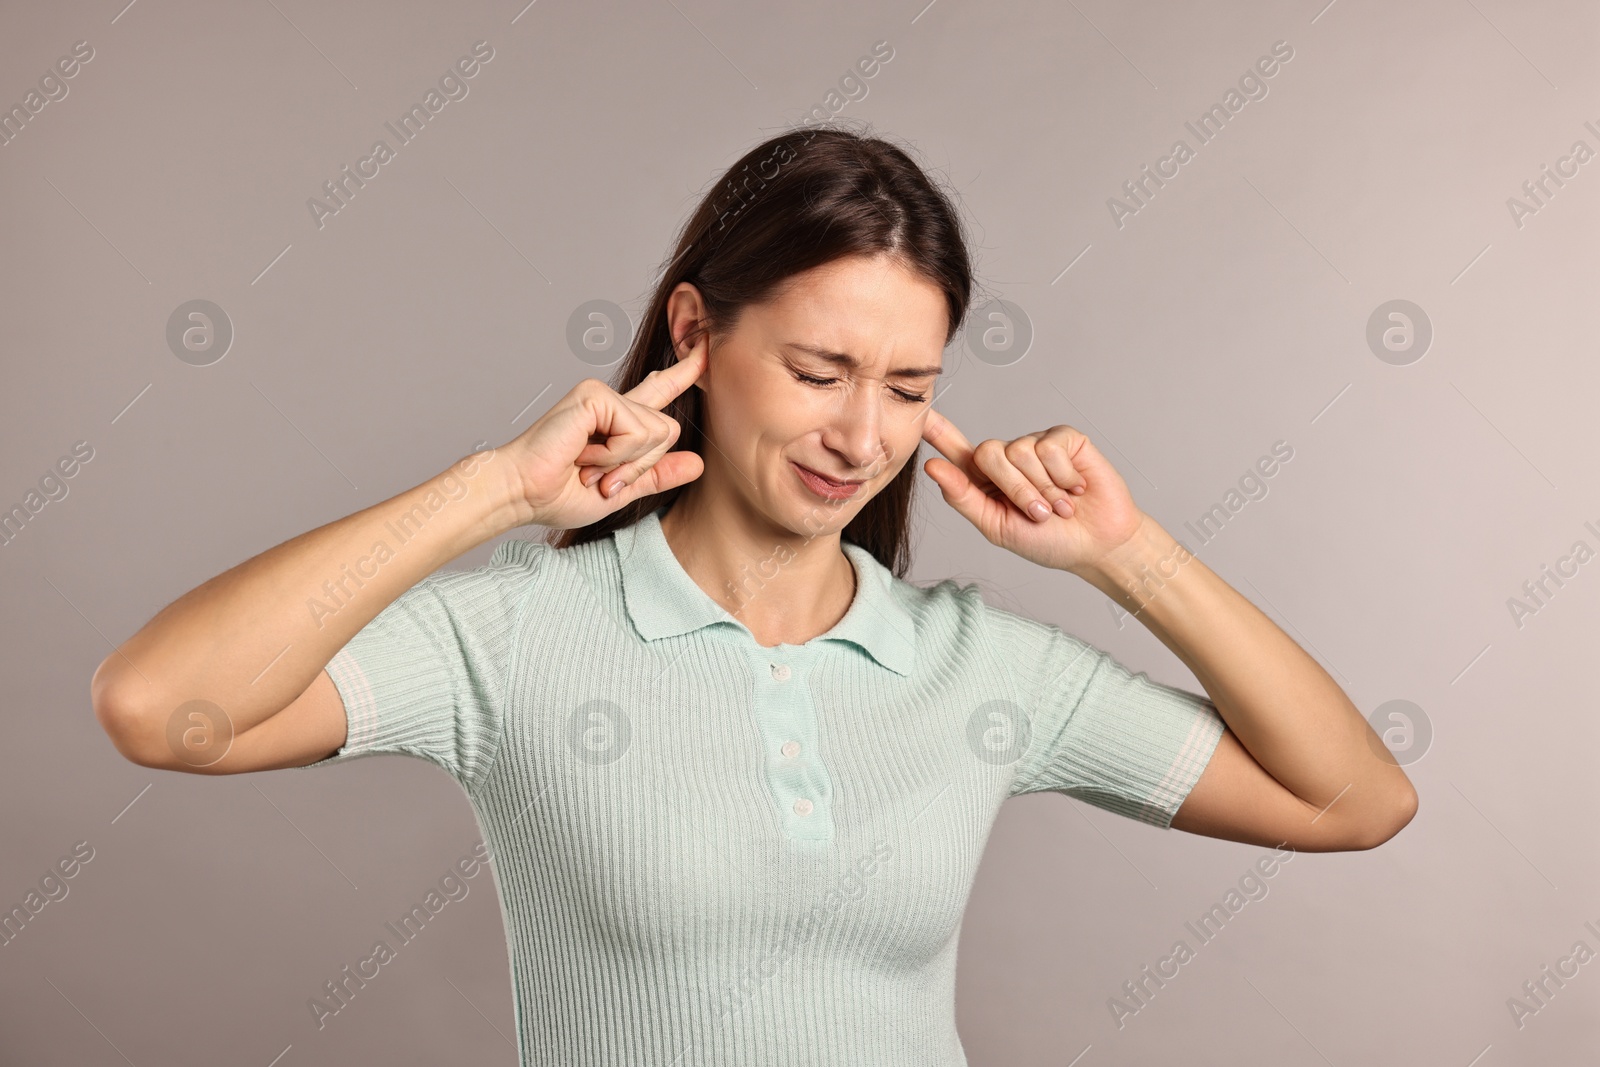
left=795, top=463, right=862, bottom=486
left=792, top=461, right=863, bottom=500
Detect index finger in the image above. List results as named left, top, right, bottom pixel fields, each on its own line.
left=920, top=405, right=974, bottom=468
left=624, top=347, right=707, bottom=410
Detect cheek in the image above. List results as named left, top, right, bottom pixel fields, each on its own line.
left=883, top=420, right=922, bottom=467
left=715, top=376, right=813, bottom=451
left=763, top=378, right=829, bottom=427
left=881, top=444, right=914, bottom=478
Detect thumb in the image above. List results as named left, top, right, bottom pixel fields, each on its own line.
left=609, top=449, right=704, bottom=505
left=924, top=456, right=988, bottom=529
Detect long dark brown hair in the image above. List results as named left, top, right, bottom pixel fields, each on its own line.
left=547, top=121, right=975, bottom=579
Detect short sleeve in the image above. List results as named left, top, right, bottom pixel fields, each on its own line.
left=293, top=537, right=549, bottom=795
left=994, top=607, right=1226, bottom=828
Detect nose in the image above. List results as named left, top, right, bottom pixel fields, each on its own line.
left=818, top=383, right=891, bottom=476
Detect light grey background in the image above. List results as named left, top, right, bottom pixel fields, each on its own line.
left=3, top=0, right=1596, bottom=1063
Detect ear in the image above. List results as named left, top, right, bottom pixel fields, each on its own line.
left=665, top=284, right=712, bottom=394
left=674, top=337, right=707, bottom=394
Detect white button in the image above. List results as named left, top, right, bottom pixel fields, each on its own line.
left=781, top=740, right=801, bottom=758
left=793, top=798, right=814, bottom=816
left=771, top=664, right=792, bottom=681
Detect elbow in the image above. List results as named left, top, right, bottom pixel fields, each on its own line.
left=1349, top=783, right=1419, bottom=851
left=91, top=663, right=171, bottom=770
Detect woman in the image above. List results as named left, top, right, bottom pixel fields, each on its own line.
left=91, top=127, right=1417, bottom=1064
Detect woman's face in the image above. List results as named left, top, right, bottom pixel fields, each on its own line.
left=670, top=253, right=949, bottom=535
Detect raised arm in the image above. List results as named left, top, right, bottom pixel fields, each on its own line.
left=1079, top=516, right=1418, bottom=851
left=90, top=446, right=527, bottom=772
left=91, top=352, right=709, bottom=776
left=920, top=408, right=1417, bottom=853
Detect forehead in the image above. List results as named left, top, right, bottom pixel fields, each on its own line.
left=751, top=255, right=949, bottom=359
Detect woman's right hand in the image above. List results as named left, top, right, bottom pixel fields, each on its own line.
left=497, top=348, right=708, bottom=530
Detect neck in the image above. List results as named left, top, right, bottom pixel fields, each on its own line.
left=658, top=483, right=857, bottom=648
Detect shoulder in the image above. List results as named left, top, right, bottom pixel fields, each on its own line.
left=484, top=530, right=625, bottom=620
left=886, top=570, right=1045, bottom=626
left=888, top=570, right=1080, bottom=660
left=888, top=572, right=984, bottom=617
left=488, top=536, right=551, bottom=571
left=487, top=533, right=610, bottom=577
left=885, top=572, right=1009, bottom=644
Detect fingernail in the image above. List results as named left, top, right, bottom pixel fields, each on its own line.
left=604, top=477, right=621, bottom=497
left=1054, top=498, right=1074, bottom=517
left=583, top=469, right=601, bottom=487
left=1028, top=500, right=1050, bottom=521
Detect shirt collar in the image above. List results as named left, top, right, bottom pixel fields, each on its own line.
left=613, top=505, right=916, bottom=676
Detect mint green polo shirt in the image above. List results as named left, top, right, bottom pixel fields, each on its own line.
left=299, top=503, right=1225, bottom=1065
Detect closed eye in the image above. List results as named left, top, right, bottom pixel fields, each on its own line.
left=793, top=372, right=928, bottom=404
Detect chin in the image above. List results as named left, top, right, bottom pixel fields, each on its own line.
left=790, top=494, right=868, bottom=536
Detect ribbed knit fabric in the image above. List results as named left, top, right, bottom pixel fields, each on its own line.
left=297, top=503, right=1226, bottom=1065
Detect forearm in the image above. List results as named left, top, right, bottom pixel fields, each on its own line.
left=1071, top=514, right=1414, bottom=829
left=95, top=446, right=526, bottom=734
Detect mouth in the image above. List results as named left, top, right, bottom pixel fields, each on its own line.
left=791, top=461, right=863, bottom=500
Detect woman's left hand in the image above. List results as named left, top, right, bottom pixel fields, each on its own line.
left=920, top=407, right=1145, bottom=575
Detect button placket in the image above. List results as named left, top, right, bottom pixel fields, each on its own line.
left=750, top=648, right=832, bottom=841
left=772, top=663, right=803, bottom=762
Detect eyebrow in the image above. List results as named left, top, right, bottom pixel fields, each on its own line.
left=781, top=342, right=943, bottom=379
